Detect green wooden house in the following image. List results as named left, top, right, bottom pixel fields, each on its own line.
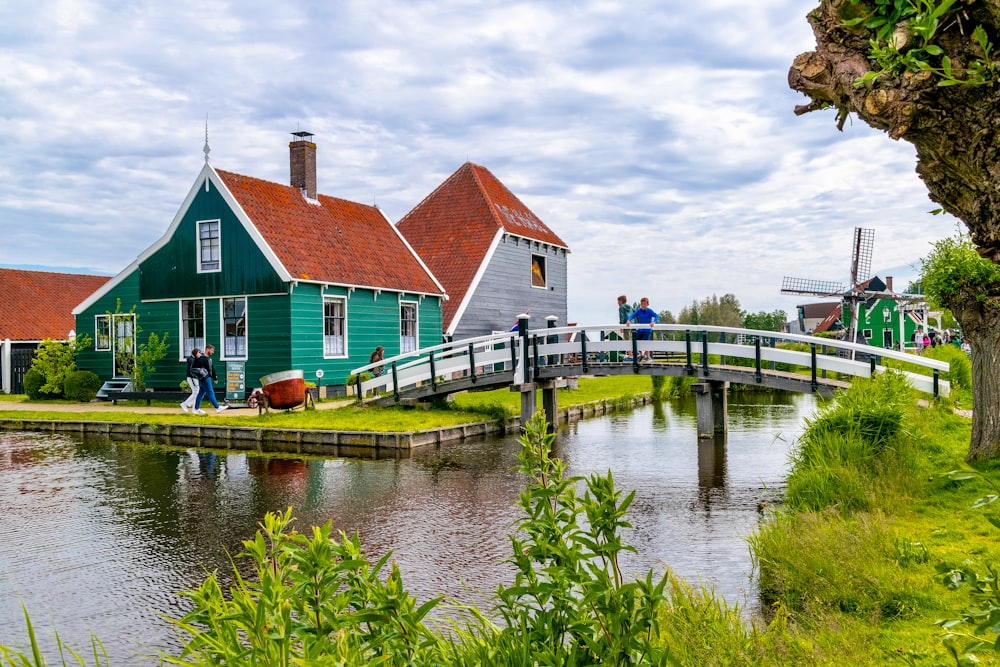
left=837, top=277, right=927, bottom=351
left=73, top=133, right=445, bottom=397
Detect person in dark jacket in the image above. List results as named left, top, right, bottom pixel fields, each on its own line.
left=180, top=348, right=202, bottom=413
left=193, top=344, right=227, bottom=414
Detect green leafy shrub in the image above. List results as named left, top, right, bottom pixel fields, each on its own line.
left=925, top=342, right=971, bottom=392
left=22, top=368, right=46, bottom=400
left=63, top=370, right=102, bottom=402
left=28, top=338, right=90, bottom=398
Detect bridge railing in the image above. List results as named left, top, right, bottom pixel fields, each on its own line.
left=350, top=323, right=950, bottom=400
left=351, top=331, right=522, bottom=400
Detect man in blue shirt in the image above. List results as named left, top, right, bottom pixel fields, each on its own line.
left=627, top=297, right=659, bottom=361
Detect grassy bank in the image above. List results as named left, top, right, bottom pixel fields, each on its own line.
left=655, top=372, right=997, bottom=666
left=0, top=375, right=656, bottom=432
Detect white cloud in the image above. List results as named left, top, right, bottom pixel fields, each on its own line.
left=0, top=0, right=963, bottom=329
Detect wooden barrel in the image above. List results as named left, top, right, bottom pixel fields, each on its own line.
left=259, top=370, right=305, bottom=410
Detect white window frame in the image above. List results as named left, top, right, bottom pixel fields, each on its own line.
left=95, top=314, right=111, bottom=351
left=323, top=296, right=347, bottom=358
left=530, top=253, right=547, bottom=288
left=197, top=219, right=222, bottom=273
left=221, top=296, right=248, bottom=360
left=400, top=301, right=418, bottom=354
left=180, top=299, right=206, bottom=359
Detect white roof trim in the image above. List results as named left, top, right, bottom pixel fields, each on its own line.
left=445, top=227, right=503, bottom=337
left=73, top=260, right=139, bottom=315
left=72, top=164, right=292, bottom=314
left=378, top=206, right=447, bottom=295
left=206, top=167, right=291, bottom=282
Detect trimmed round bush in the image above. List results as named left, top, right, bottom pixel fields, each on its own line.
left=63, top=370, right=102, bottom=402
left=23, top=368, right=46, bottom=399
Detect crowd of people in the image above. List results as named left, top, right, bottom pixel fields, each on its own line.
left=912, top=326, right=969, bottom=354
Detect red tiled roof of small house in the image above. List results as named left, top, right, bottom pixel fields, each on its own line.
left=396, top=162, right=566, bottom=330
left=217, top=170, right=441, bottom=295
left=0, top=268, right=110, bottom=340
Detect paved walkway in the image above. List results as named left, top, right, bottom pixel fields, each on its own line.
left=0, top=397, right=355, bottom=416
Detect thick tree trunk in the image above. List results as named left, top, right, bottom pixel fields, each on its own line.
left=952, top=298, right=1000, bottom=460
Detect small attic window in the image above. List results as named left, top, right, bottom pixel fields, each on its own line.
left=198, top=219, right=221, bottom=273
left=531, top=254, right=546, bottom=288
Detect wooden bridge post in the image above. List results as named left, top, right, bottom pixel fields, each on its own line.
left=541, top=381, right=559, bottom=432
left=692, top=380, right=728, bottom=439
left=516, top=313, right=536, bottom=428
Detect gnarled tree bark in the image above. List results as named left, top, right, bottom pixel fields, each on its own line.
left=790, top=1, right=1000, bottom=459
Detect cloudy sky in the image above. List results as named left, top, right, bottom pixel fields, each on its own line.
left=0, top=0, right=962, bottom=326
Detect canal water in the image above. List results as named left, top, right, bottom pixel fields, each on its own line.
left=0, top=392, right=816, bottom=663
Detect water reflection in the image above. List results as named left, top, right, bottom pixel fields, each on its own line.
left=0, top=393, right=815, bottom=663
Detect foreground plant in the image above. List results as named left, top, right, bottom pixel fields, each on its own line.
left=489, top=412, right=674, bottom=666
left=0, top=605, right=108, bottom=667
left=934, top=465, right=1000, bottom=665
left=161, top=411, right=677, bottom=665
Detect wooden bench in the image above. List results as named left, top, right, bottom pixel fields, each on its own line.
left=110, top=391, right=191, bottom=406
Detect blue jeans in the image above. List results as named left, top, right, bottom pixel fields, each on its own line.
left=195, top=379, right=219, bottom=410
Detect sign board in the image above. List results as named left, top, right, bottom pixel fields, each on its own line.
left=226, top=361, right=245, bottom=402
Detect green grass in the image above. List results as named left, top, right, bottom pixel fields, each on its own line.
left=0, top=376, right=657, bottom=433
left=742, top=376, right=1000, bottom=666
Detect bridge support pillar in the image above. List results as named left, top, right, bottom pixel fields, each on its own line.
left=692, top=381, right=728, bottom=439
left=515, top=383, right=537, bottom=430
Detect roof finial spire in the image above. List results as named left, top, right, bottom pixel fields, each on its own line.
left=203, top=115, right=211, bottom=164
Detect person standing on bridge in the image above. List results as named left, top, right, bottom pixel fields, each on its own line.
left=627, top=297, right=659, bottom=362
left=618, top=295, right=632, bottom=327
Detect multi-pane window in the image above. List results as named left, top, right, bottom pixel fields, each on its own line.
left=223, top=297, right=247, bottom=358
left=531, top=254, right=546, bottom=288
left=95, top=315, right=111, bottom=351
left=324, top=297, right=346, bottom=356
left=400, top=302, right=417, bottom=353
left=198, top=220, right=221, bottom=272
left=181, top=299, right=205, bottom=357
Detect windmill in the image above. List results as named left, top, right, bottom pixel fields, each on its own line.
left=781, top=227, right=875, bottom=349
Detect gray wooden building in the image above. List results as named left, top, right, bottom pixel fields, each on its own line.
left=396, top=163, right=569, bottom=339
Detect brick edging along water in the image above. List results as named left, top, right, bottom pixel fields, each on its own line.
left=0, top=394, right=653, bottom=455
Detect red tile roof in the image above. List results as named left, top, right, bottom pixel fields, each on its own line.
left=217, top=170, right=442, bottom=295
left=0, top=268, right=110, bottom=340
left=396, top=162, right=567, bottom=331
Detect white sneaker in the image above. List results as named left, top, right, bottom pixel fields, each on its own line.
left=180, top=403, right=189, bottom=413
left=216, top=405, right=229, bottom=413
left=194, top=409, right=207, bottom=415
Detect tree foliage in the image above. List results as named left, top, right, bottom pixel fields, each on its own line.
left=743, top=309, right=789, bottom=332
left=921, top=235, right=1000, bottom=309
left=29, top=336, right=91, bottom=398
left=677, top=293, right=744, bottom=327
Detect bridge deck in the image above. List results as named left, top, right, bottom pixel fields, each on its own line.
left=355, top=323, right=948, bottom=406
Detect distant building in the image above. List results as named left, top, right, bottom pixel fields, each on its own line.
left=396, top=163, right=569, bottom=339
left=0, top=268, right=110, bottom=393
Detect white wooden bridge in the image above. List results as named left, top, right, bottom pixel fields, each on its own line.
left=350, top=319, right=950, bottom=438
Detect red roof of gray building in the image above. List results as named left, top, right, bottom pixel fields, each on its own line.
left=0, top=268, right=110, bottom=340
left=217, top=170, right=442, bottom=295
left=396, top=162, right=567, bottom=331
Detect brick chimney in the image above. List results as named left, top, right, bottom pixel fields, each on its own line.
left=886, top=276, right=893, bottom=292
left=289, top=131, right=317, bottom=199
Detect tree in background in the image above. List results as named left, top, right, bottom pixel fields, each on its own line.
left=677, top=293, right=744, bottom=328
left=790, top=1, right=1000, bottom=458
left=921, top=236, right=1000, bottom=459
left=744, top=309, right=789, bottom=332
